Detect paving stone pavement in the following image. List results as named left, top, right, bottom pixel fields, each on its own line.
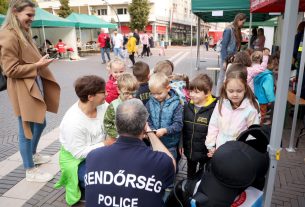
left=0, top=48, right=304, bottom=206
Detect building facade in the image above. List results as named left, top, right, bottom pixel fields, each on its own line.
left=37, top=0, right=210, bottom=43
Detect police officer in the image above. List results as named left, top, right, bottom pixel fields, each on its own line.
left=85, top=99, right=176, bottom=207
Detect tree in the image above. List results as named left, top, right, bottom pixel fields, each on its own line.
left=128, top=0, right=150, bottom=31
left=0, top=0, right=8, bottom=15
left=57, top=0, right=73, bottom=18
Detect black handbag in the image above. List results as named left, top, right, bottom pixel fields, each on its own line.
left=0, top=66, right=7, bottom=91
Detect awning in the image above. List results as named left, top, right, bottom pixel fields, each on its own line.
left=250, top=0, right=305, bottom=13
left=32, top=8, right=75, bottom=28
left=243, top=17, right=278, bottom=27
left=192, top=0, right=278, bottom=22
left=0, top=14, right=5, bottom=25
left=66, top=13, right=117, bottom=29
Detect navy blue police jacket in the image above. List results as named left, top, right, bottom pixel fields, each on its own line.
left=85, top=136, right=175, bottom=207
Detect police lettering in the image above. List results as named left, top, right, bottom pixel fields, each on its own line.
left=98, top=194, right=138, bottom=207
left=85, top=170, right=162, bottom=193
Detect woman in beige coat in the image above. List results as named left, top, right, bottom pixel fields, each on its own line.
left=0, top=0, right=60, bottom=182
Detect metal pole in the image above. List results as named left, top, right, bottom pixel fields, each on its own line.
left=42, top=25, right=47, bottom=54
left=287, top=29, right=305, bottom=152
left=195, top=17, right=200, bottom=70
left=248, top=13, right=252, bottom=49
left=263, top=0, right=299, bottom=206
left=191, top=15, right=193, bottom=70
left=79, top=26, right=82, bottom=43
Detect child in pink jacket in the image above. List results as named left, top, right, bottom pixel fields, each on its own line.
left=247, top=49, right=269, bottom=91
left=205, top=64, right=260, bottom=157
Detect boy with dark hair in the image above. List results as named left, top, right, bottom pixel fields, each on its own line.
left=180, top=74, right=217, bottom=179
left=133, top=61, right=151, bottom=105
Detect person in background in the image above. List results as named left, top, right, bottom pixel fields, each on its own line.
left=0, top=0, right=60, bottom=182
left=126, top=32, right=137, bottom=65
left=112, top=30, right=124, bottom=59
left=141, top=30, right=149, bottom=57
left=105, top=58, right=126, bottom=103
left=148, top=33, right=154, bottom=56
left=76, top=37, right=82, bottom=52
left=55, top=39, right=66, bottom=58
left=159, top=38, right=165, bottom=56
left=98, top=29, right=111, bottom=64
left=204, top=34, right=209, bottom=51
left=133, top=29, right=140, bottom=57
left=253, top=28, right=265, bottom=51
left=216, top=13, right=246, bottom=97
left=206, top=64, right=260, bottom=157
left=250, top=28, right=258, bottom=49
left=54, top=75, right=108, bottom=205
left=133, top=61, right=151, bottom=105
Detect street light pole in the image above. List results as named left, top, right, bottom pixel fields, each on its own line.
left=102, top=0, right=121, bottom=33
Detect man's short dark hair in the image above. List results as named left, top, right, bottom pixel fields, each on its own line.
left=74, top=75, right=105, bottom=103
left=116, top=99, right=149, bottom=137
left=133, top=61, right=150, bottom=82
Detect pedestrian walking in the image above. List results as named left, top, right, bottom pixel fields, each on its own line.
left=98, top=29, right=111, bottom=64
left=0, top=0, right=60, bottom=182
left=112, top=30, right=124, bottom=59
left=126, top=32, right=137, bottom=65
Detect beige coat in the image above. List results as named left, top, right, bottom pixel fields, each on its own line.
left=0, top=28, right=60, bottom=139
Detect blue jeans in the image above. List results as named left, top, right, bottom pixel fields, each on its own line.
left=113, top=47, right=124, bottom=59
left=100, top=48, right=110, bottom=62
left=78, top=160, right=86, bottom=189
left=18, top=116, right=46, bottom=169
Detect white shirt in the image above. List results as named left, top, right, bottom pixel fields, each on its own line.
left=59, top=101, right=109, bottom=159
left=113, top=33, right=123, bottom=48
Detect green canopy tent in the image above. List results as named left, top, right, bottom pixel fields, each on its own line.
left=244, top=17, right=278, bottom=27
left=191, top=0, right=279, bottom=69
left=32, top=8, right=76, bottom=53
left=192, top=0, right=276, bottom=23
left=66, top=13, right=117, bottom=29
left=66, top=13, right=117, bottom=44
left=0, top=14, right=5, bottom=25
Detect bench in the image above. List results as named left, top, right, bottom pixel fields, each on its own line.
left=286, top=91, right=305, bottom=147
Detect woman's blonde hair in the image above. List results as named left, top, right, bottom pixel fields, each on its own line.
left=1, top=0, right=36, bottom=46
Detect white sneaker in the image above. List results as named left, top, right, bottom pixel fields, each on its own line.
left=26, top=167, right=53, bottom=182
left=33, top=154, right=51, bottom=165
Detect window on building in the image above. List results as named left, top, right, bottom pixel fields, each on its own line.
left=97, top=9, right=107, bottom=15
left=117, top=8, right=127, bottom=15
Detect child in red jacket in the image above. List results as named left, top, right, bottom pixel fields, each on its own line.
left=105, top=59, right=126, bottom=103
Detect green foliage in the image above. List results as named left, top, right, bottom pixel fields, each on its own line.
left=128, top=0, right=150, bottom=31
left=0, top=0, right=8, bottom=15
left=57, top=0, right=73, bottom=18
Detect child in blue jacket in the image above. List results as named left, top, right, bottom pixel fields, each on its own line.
left=146, top=72, right=183, bottom=159
left=254, top=55, right=275, bottom=125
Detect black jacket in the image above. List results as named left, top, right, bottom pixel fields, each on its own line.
left=182, top=99, right=217, bottom=162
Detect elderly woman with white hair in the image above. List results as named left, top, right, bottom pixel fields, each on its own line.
left=126, top=32, right=137, bottom=65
